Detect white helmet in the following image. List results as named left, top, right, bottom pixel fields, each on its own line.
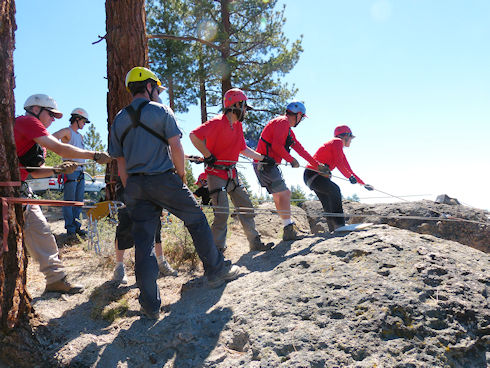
left=24, top=94, right=63, bottom=118
left=71, top=107, right=90, bottom=123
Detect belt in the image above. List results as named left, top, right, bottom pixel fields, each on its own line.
left=129, top=173, right=149, bottom=176
left=129, top=170, right=173, bottom=177
left=209, top=164, right=236, bottom=171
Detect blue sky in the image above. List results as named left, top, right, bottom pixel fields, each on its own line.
left=14, top=1, right=490, bottom=210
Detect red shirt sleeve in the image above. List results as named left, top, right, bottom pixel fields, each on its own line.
left=14, top=115, right=49, bottom=156
left=289, top=130, right=319, bottom=168
left=332, top=140, right=365, bottom=185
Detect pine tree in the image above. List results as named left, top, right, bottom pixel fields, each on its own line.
left=290, top=184, right=307, bottom=206
left=84, top=124, right=106, bottom=176
left=44, top=150, right=63, bottom=168
left=185, top=160, right=197, bottom=192
left=0, top=0, right=32, bottom=334
left=147, top=0, right=303, bottom=141
left=147, top=0, right=197, bottom=113
left=105, top=0, right=148, bottom=199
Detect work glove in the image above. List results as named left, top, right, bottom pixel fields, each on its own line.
left=291, top=158, right=300, bottom=168
left=349, top=175, right=358, bottom=184
left=93, top=152, right=112, bottom=164
left=317, top=164, right=331, bottom=177
left=203, top=154, right=217, bottom=166
left=364, top=184, right=374, bottom=191
left=186, top=155, right=203, bottom=164
left=261, top=155, right=276, bottom=166
left=53, top=161, right=78, bottom=175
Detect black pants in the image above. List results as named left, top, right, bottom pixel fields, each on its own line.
left=304, top=169, right=345, bottom=231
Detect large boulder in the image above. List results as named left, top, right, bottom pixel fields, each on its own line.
left=300, top=200, right=490, bottom=253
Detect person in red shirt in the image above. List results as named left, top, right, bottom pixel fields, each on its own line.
left=190, top=88, right=275, bottom=253
left=15, top=94, right=112, bottom=294
left=254, top=101, right=329, bottom=241
left=304, top=125, right=374, bottom=232
left=193, top=172, right=211, bottom=206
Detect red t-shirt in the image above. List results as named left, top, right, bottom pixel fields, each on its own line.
left=306, top=138, right=365, bottom=185
left=256, top=115, right=319, bottom=168
left=191, top=114, right=247, bottom=180
left=14, top=115, right=49, bottom=181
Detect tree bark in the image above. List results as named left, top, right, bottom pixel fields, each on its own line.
left=219, top=0, right=232, bottom=95
left=0, top=0, right=31, bottom=332
left=198, top=47, right=208, bottom=124
left=105, top=0, right=148, bottom=199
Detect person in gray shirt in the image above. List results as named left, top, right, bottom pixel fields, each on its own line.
left=109, top=67, right=239, bottom=319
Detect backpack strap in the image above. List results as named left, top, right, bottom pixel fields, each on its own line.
left=119, top=100, right=169, bottom=147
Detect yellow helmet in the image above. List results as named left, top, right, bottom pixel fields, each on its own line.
left=125, top=67, right=162, bottom=92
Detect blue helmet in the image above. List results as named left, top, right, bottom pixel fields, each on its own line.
left=286, top=100, right=307, bottom=116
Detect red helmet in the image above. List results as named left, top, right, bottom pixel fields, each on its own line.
left=334, top=125, right=354, bottom=137
left=194, top=172, right=208, bottom=185
left=223, top=88, right=248, bottom=109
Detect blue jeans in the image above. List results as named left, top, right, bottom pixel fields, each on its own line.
left=63, top=171, right=85, bottom=234
left=124, top=171, right=224, bottom=314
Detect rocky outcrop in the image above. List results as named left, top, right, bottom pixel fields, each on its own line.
left=300, top=200, right=490, bottom=253
left=207, top=227, right=489, bottom=367
left=47, top=225, right=489, bottom=367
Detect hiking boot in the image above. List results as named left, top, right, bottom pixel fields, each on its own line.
left=249, top=236, right=274, bottom=252
left=45, top=276, right=84, bottom=294
left=282, top=223, right=299, bottom=241
left=112, top=263, right=128, bottom=285
left=65, top=232, right=80, bottom=244
left=207, top=263, right=240, bottom=288
left=140, top=306, right=160, bottom=320
left=76, top=229, right=88, bottom=237
left=158, top=259, right=178, bottom=277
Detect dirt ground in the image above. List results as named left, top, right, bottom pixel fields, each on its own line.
left=24, top=204, right=310, bottom=367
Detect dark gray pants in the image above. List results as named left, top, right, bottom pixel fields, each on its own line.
left=124, top=171, right=223, bottom=313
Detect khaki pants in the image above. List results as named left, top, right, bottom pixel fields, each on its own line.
left=23, top=205, right=66, bottom=284
left=207, top=175, right=259, bottom=250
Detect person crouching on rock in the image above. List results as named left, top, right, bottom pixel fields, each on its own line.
left=303, top=125, right=374, bottom=232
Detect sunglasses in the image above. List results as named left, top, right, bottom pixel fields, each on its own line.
left=42, top=108, right=56, bottom=118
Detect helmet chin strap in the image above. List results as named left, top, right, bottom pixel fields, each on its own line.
left=294, top=114, right=300, bottom=127
left=146, top=85, right=159, bottom=102
left=228, top=101, right=247, bottom=122
left=27, top=108, right=42, bottom=120
left=237, top=101, right=246, bottom=122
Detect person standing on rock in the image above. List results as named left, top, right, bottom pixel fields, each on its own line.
left=254, top=101, right=329, bottom=241
left=109, top=67, right=239, bottom=319
left=190, top=88, right=275, bottom=253
left=15, top=94, right=112, bottom=294
left=52, top=108, right=91, bottom=239
left=303, top=125, right=374, bottom=232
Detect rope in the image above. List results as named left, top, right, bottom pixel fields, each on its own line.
left=188, top=156, right=487, bottom=226
left=199, top=203, right=488, bottom=226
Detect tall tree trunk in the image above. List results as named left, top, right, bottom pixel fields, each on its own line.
left=0, top=0, right=31, bottom=332
left=167, top=75, right=175, bottom=111
left=220, top=0, right=232, bottom=95
left=198, top=47, right=208, bottom=124
left=105, top=0, right=148, bottom=199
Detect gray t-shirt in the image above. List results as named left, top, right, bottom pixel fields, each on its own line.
left=109, top=98, right=182, bottom=174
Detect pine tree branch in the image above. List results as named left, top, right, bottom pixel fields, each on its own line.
left=148, top=33, right=221, bottom=51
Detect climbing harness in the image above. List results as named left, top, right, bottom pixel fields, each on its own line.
left=260, top=128, right=295, bottom=158
left=119, top=100, right=169, bottom=147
